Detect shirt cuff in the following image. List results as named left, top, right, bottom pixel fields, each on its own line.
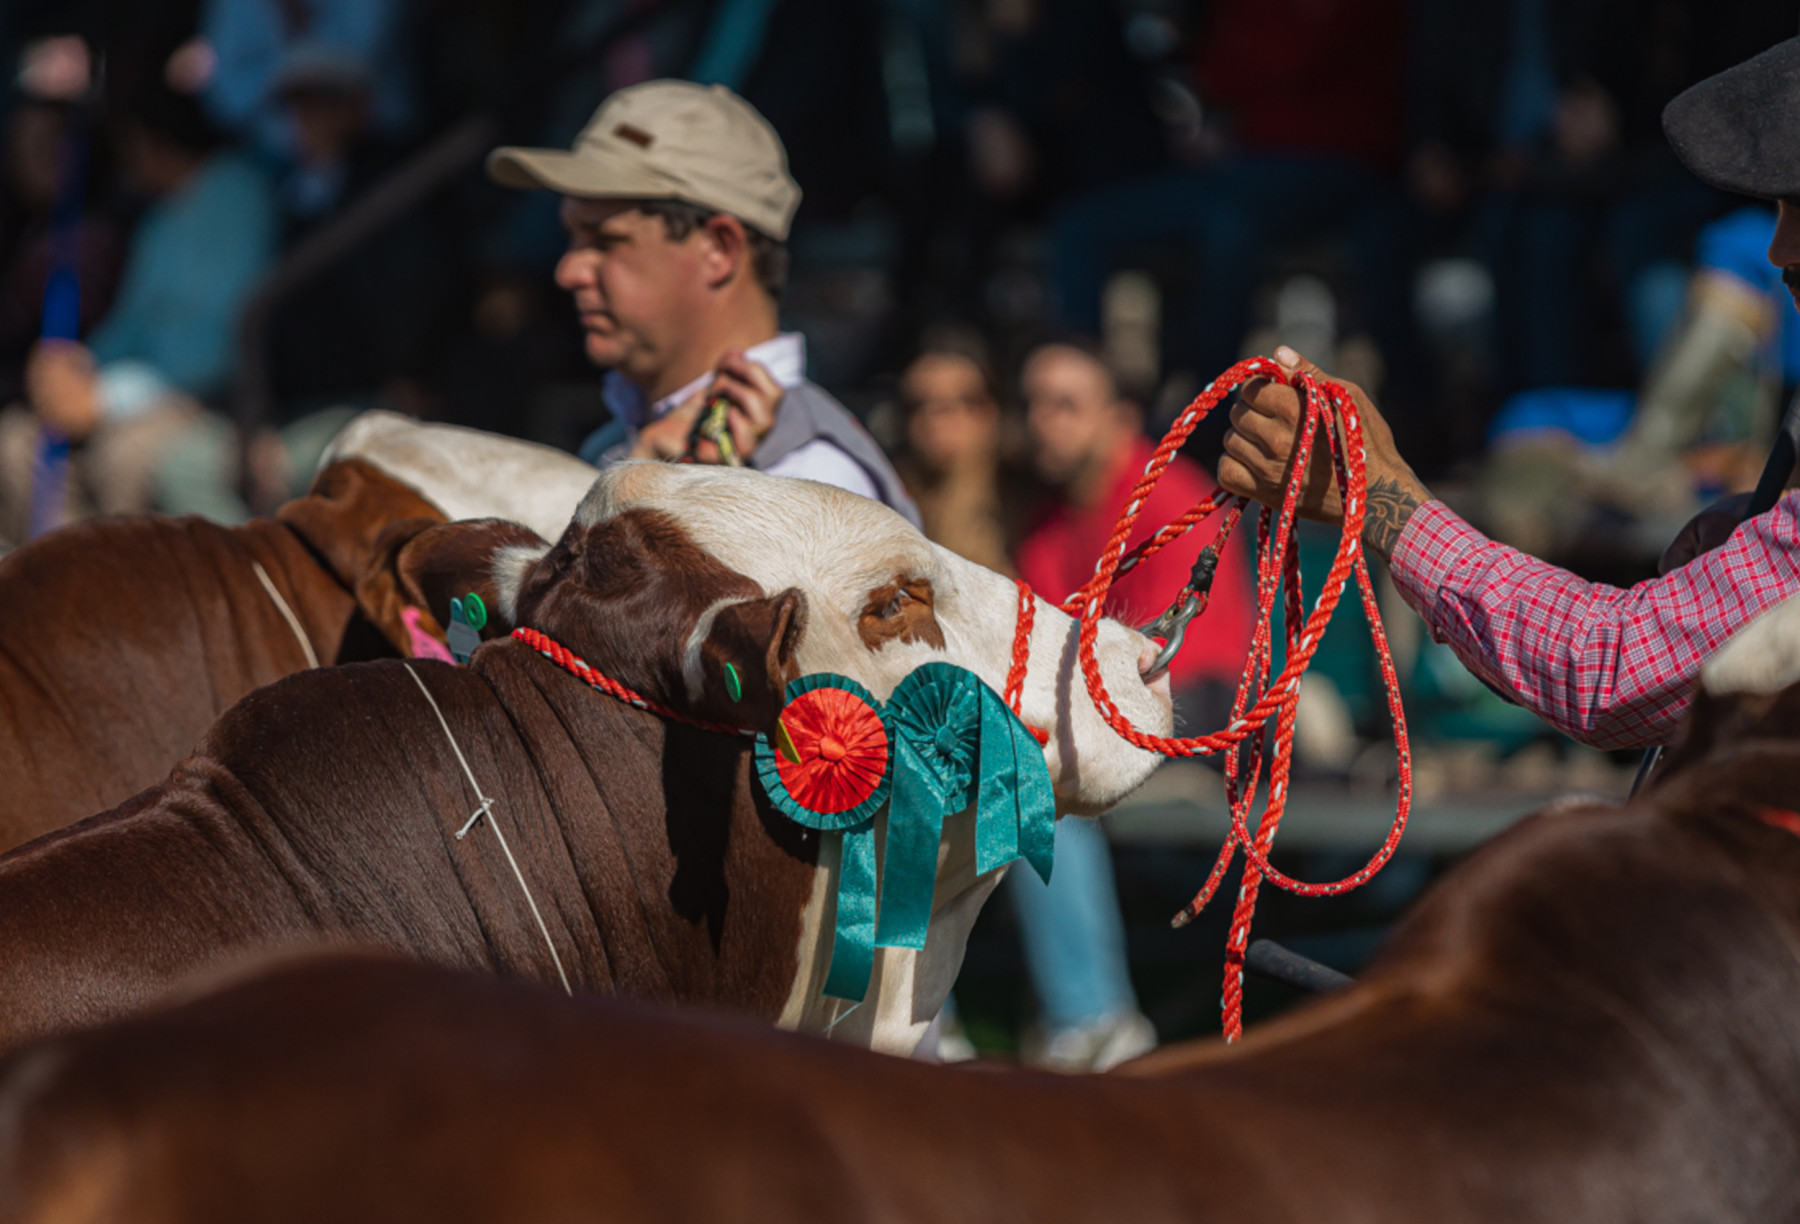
left=1386, top=500, right=1489, bottom=621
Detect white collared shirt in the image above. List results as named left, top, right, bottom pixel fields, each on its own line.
left=601, top=332, right=879, bottom=501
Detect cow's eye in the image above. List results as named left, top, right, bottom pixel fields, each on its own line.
left=877, top=591, right=910, bottom=618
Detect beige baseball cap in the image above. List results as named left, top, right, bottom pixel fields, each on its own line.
left=486, top=80, right=802, bottom=241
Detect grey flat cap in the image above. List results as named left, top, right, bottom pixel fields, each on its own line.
left=1665, top=34, right=1800, bottom=201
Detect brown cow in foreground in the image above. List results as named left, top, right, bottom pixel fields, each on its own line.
left=8, top=598, right=1800, bottom=1224
left=0, top=415, right=599, bottom=852
left=3, top=759, right=1796, bottom=1223
left=0, top=462, right=1172, bottom=1056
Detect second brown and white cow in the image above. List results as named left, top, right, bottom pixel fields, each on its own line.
left=0, top=462, right=1171, bottom=1056
left=0, top=415, right=600, bottom=853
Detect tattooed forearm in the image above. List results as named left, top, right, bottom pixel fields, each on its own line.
left=1362, top=476, right=1424, bottom=560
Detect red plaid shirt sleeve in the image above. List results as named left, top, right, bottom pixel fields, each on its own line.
left=1386, top=495, right=1800, bottom=749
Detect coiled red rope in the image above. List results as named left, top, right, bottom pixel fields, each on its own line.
left=1004, top=355, right=1412, bottom=1041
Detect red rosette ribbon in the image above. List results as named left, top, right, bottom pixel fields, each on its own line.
left=774, top=685, right=890, bottom=817
left=755, top=674, right=893, bottom=830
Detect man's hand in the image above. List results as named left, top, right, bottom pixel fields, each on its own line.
left=26, top=340, right=102, bottom=440
left=1217, top=346, right=1431, bottom=560
left=629, top=351, right=785, bottom=464
left=1659, top=491, right=1752, bottom=576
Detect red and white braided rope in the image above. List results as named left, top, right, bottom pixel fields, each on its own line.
left=1014, top=356, right=1413, bottom=1040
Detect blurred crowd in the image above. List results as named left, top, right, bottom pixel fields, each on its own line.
left=2, top=0, right=1793, bottom=546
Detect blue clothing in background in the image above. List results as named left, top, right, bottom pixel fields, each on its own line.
left=201, top=0, right=414, bottom=155
left=88, top=155, right=277, bottom=417
left=1007, top=817, right=1140, bottom=1032
left=1696, top=206, right=1800, bottom=385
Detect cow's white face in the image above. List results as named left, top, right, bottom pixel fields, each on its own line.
left=322, top=410, right=600, bottom=544
left=578, top=461, right=1174, bottom=814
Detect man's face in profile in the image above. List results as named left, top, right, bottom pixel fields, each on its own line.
left=1770, top=199, right=1800, bottom=314
left=554, top=197, right=708, bottom=382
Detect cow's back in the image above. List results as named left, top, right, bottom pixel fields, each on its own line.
left=0, top=515, right=362, bottom=850
left=0, top=659, right=542, bottom=1050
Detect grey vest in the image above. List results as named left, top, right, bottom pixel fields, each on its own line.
left=582, top=379, right=921, bottom=528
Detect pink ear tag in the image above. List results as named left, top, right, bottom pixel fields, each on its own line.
left=401, top=606, right=456, bottom=664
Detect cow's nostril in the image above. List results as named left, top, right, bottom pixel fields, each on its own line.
left=1137, top=643, right=1167, bottom=682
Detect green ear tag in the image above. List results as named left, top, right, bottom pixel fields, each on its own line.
left=723, top=662, right=743, bottom=702
left=460, top=593, right=488, bottom=631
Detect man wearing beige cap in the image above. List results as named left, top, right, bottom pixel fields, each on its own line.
left=488, top=80, right=918, bottom=524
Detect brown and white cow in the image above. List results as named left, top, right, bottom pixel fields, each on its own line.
left=0, top=462, right=1171, bottom=1056
left=0, top=415, right=599, bottom=853
left=6, top=618, right=1800, bottom=1224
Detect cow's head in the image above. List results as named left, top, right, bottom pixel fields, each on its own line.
left=455, top=462, right=1177, bottom=1053
left=512, top=461, right=1174, bottom=815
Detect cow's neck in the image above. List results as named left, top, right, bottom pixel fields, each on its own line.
left=787, top=807, right=1006, bottom=1057
left=474, top=641, right=825, bottom=1021
left=236, top=518, right=371, bottom=665
left=473, top=641, right=1005, bottom=1055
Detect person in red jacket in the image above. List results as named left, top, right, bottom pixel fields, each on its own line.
left=1016, top=339, right=1255, bottom=730
left=995, top=339, right=1254, bottom=1072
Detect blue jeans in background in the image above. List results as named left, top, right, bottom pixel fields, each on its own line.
left=1007, top=816, right=1138, bottom=1033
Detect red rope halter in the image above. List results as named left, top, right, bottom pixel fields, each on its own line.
left=514, top=592, right=1046, bottom=741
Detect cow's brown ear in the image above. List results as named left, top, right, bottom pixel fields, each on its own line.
left=692, top=589, right=808, bottom=728
left=356, top=517, right=550, bottom=658
left=276, top=459, right=446, bottom=589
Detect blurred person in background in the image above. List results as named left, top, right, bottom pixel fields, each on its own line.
left=1586, top=206, right=1800, bottom=520
left=1050, top=0, right=1408, bottom=422
left=196, top=0, right=415, bottom=159
left=488, top=78, right=918, bottom=524
left=0, top=80, right=276, bottom=544
left=1018, top=339, right=1254, bottom=721
left=0, top=72, right=122, bottom=409
left=999, top=338, right=1254, bottom=1072
left=893, top=326, right=1038, bottom=574
left=156, top=41, right=454, bottom=523
left=1409, top=0, right=1791, bottom=400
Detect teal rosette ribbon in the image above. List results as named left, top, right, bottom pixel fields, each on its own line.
left=754, top=663, right=1057, bottom=1004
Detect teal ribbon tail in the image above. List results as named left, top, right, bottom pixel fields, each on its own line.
left=874, top=739, right=948, bottom=950
left=1013, top=714, right=1057, bottom=884
left=975, top=686, right=1023, bottom=875
left=822, top=822, right=879, bottom=1002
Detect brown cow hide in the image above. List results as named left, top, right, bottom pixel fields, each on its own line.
left=0, top=459, right=444, bottom=851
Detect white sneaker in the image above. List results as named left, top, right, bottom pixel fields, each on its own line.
left=1029, top=1009, right=1158, bottom=1073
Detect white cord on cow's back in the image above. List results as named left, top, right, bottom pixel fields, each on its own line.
left=401, top=662, right=573, bottom=996
left=251, top=560, right=321, bottom=669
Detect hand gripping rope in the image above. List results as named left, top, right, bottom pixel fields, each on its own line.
left=1002, top=355, right=1412, bottom=1041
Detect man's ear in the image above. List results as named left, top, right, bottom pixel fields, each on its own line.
left=276, top=458, right=446, bottom=589
left=685, top=589, right=807, bottom=727
left=356, top=517, right=550, bottom=657
left=700, top=212, right=749, bottom=291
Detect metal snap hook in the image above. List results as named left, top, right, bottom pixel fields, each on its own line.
left=1138, top=591, right=1202, bottom=679
left=1135, top=544, right=1222, bottom=679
